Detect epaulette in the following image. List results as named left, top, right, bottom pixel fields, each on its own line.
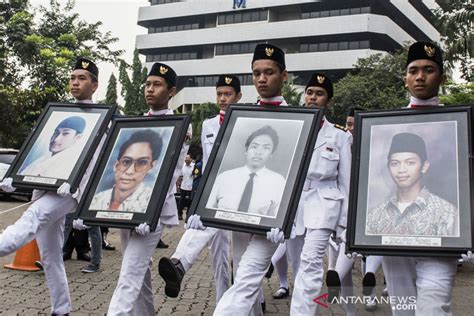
left=334, top=124, right=349, bottom=132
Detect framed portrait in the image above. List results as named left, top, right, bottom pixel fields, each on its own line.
left=189, top=105, right=324, bottom=237
left=346, top=106, right=474, bottom=257
left=76, top=115, right=191, bottom=230
left=6, top=102, right=115, bottom=191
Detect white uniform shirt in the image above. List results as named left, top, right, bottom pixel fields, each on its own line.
left=201, top=115, right=220, bottom=170
left=207, top=166, right=286, bottom=217
left=180, top=162, right=195, bottom=191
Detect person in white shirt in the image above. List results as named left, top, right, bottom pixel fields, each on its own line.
left=178, top=154, right=195, bottom=220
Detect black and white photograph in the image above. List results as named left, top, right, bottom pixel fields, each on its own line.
left=347, top=107, right=473, bottom=257
left=76, top=115, right=191, bottom=230
left=6, top=103, right=115, bottom=190
left=190, top=106, right=323, bottom=236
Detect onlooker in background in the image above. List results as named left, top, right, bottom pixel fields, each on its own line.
left=178, top=154, right=194, bottom=220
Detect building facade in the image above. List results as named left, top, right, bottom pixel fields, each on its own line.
left=136, top=0, right=440, bottom=110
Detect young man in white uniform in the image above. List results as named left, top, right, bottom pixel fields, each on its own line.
left=158, top=75, right=242, bottom=302
left=290, top=72, right=352, bottom=315
left=380, top=41, right=458, bottom=316
left=0, top=58, right=103, bottom=315
left=107, top=62, right=190, bottom=315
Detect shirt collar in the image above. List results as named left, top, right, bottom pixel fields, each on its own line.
left=75, top=99, right=93, bottom=104
left=388, top=187, right=430, bottom=210
left=258, top=96, right=288, bottom=106
left=407, top=96, right=440, bottom=108
left=146, top=108, right=172, bottom=116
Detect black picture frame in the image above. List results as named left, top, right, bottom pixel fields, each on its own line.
left=6, top=102, right=115, bottom=191
left=346, top=105, right=474, bottom=257
left=76, top=115, right=191, bottom=231
left=189, top=105, right=324, bottom=238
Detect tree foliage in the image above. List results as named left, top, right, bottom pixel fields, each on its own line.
left=0, top=0, right=122, bottom=147
left=440, top=82, right=474, bottom=105
left=190, top=102, right=219, bottom=147
left=433, top=0, right=473, bottom=81
left=330, top=48, right=408, bottom=124
left=282, top=75, right=303, bottom=106
left=119, top=49, right=148, bottom=115
left=105, top=73, right=118, bottom=105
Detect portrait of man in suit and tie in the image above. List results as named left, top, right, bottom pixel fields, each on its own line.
left=206, top=124, right=287, bottom=218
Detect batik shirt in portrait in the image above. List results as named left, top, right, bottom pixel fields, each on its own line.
left=90, top=182, right=152, bottom=213
left=366, top=187, right=457, bottom=236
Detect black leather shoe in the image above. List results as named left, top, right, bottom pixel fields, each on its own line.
left=63, top=252, right=72, bottom=261
left=157, top=239, right=169, bottom=249
left=272, top=287, right=289, bottom=299
left=158, top=257, right=185, bottom=298
left=77, top=252, right=91, bottom=262
left=362, top=272, right=376, bottom=296
left=326, top=270, right=341, bottom=303
left=102, top=240, right=116, bottom=251
left=261, top=300, right=266, bottom=313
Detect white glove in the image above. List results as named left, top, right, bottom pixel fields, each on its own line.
left=461, top=251, right=474, bottom=264
left=266, top=228, right=285, bottom=244
left=57, top=182, right=72, bottom=197
left=332, top=226, right=346, bottom=244
left=346, top=252, right=363, bottom=259
left=135, top=223, right=151, bottom=236
left=72, top=219, right=90, bottom=230
left=185, top=215, right=206, bottom=230
left=0, top=177, right=16, bottom=193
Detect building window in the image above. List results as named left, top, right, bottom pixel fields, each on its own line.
left=146, top=49, right=200, bottom=62
left=149, top=21, right=200, bottom=34
left=215, top=41, right=264, bottom=56
left=301, top=6, right=371, bottom=19
left=218, top=9, right=268, bottom=25
left=150, top=0, right=181, bottom=5
left=299, top=40, right=371, bottom=53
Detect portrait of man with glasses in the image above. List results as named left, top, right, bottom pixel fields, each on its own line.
left=89, top=129, right=163, bottom=213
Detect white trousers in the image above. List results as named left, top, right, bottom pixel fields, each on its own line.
left=382, top=256, right=457, bottom=316
left=214, top=232, right=278, bottom=316
left=291, top=228, right=332, bottom=315
left=108, top=223, right=165, bottom=316
left=172, top=227, right=230, bottom=301
left=0, top=192, right=77, bottom=314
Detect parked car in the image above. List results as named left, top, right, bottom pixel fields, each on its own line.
left=0, top=148, right=32, bottom=199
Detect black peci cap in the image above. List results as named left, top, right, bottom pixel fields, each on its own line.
left=387, top=132, right=427, bottom=162
left=147, top=62, right=177, bottom=87
left=252, top=43, right=285, bottom=70
left=347, top=106, right=366, bottom=117
left=216, top=75, right=241, bottom=94
left=73, top=57, right=99, bottom=78
left=406, top=42, right=443, bottom=73
left=305, top=73, right=333, bottom=99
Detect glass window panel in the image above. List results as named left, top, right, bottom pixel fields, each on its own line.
left=243, top=12, right=251, bottom=22
left=234, top=13, right=242, bottom=23
left=205, top=76, right=213, bottom=86
left=300, top=44, right=309, bottom=52
left=260, top=10, right=268, bottom=20
left=328, top=42, right=338, bottom=50
left=215, top=45, right=223, bottom=55
left=192, top=23, right=199, bottom=29
left=339, top=41, right=349, bottom=50
left=361, top=6, right=371, bottom=14
left=223, top=44, right=232, bottom=54
left=340, top=8, right=350, bottom=15
left=225, top=14, right=234, bottom=24
left=146, top=55, right=153, bottom=62
left=320, top=10, right=329, bottom=17
left=167, top=54, right=174, bottom=61
left=190, top=52, right=197, bottom=59
left=360, top=40, right=370, bottom=49
left=232, top=43, right=240, bottom=54
left=169, top=25, right=177, bottom=32
left=349, top=41, right=359, bottom=49
left=162, top=25, right=169, bottom=32
left=302, top=12, right=310, bottom=19
left=197, top=77, right=204, bottom=86
left=177, top=24, right=184, bottom=31
left=319, top=43, right=328, bottom=51
left=309, top=43, right=318, bottom=52
left=182, top=52, right=190, bottom=59
left=251, top=11, right=260, bottom=21
left=218, top=15, right=225, bottom=25
left=330, top=10, right=339, bottom=16
left=241, top=42, right=249, bottom=53
left=184, top=24, right=191, bottom=30
left=350, top=8, right=361, bottom=14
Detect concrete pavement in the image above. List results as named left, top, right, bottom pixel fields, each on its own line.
left=0, top=197, right=473, bottom=315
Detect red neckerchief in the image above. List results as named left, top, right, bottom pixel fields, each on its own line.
left=259, top=100, right=282, bottom=106
left=320, top=119, right=325, bottom=128
left=219, top=110, right=225, bottom=125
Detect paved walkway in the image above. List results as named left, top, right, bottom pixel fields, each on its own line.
left=0, top=197, right=473, bottom=315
